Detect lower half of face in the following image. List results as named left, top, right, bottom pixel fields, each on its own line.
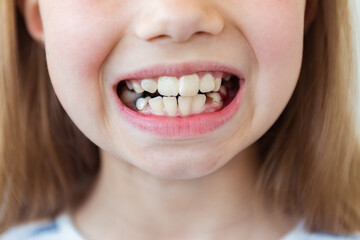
left=40, top=0, right=305, bottom=179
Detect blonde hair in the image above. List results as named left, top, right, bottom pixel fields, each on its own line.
left=1, top=0, right=359, bottom=234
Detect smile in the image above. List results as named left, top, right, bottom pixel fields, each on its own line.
left=112, top=62, right=246, bottom=138
left=118, top=72, right=239, bottom=116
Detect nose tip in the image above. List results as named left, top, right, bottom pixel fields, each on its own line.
left=134, top=1, right=224, bottom=42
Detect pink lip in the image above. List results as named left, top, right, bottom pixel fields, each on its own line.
left=111, top=62, right=246, bottom=139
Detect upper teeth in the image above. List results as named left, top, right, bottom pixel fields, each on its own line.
left=200, top=73, right=216, bottom=93
left=158, top=76, right=179, bottom=97
left=128, top=73, right=222, bottom=97
left=213, top=77, right=222, bottom=92
left=141, top=79, right=158, bottom=93
left=132, top=81, right=144, bottom=93
left=179, top=74, right=200, bottom=96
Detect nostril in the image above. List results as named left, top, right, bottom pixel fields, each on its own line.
left=147, top=35, right=170, bottom=42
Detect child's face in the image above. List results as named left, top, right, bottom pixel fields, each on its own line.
left=34, top=0, right=306, bottom=178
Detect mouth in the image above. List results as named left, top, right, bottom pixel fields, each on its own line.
left=117, top=72, right=240, bottom=116
left=112, top=63, right=245, bottom=138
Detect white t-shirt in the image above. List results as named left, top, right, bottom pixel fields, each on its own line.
left=1, top=214, right=359, bottom=240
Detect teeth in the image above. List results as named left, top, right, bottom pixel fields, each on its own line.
left=200, top=74, right=215, bottom=93
left=136, top=97, right=149, bottom=111
left=223, top=74, right=231, bottom=81
left=192, top=94, right=206, bottom=113
left=179, top=74, right=200, bottom=97
left=206, top=92, right=222, bottom=103
left=213, top=77, right=222, bottom=92
left=178, top=96, right=192, bottom=116
left=127, top=72, right=226, bottom=97
left=158, top=77, right=178, bottom=97
left=132, top=81, right=144, bottom=93
left=148, top=96, right=164, bottom=115
left=141, top=79, right=157, bottom=93
left=124, top=72, right=230, bottom=115
left=163, top=97, right=177, bottom=116
left=125, top=81, right=134, bottom=90
left=219, top=85, right=227, bottom=96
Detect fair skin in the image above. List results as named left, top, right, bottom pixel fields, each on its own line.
left=22, top=0, right=316, bottom=239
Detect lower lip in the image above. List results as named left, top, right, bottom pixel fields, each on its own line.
left=114, top=80, right=245, bottom=139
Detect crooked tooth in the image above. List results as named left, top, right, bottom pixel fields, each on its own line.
left=219, top=86, right=227, bottom=96
left=178, top=96, right=192, bottom=116
left=158, top=77, right=178, bottom=97
left=120, top=89, right=142, bottom=103
left=163, top=97, right=177, bottom=116
left=125, top=81, right=134, bottom=90
left=200, top=74, right=215, bottom=93
left=179, top=74, right=200, bottom=97
left=206, top=92, right=222, bottom=103
left=214, top=77, right=222, bottom=91
left=136, top=97, right=149, bottom=111
left=192, top=94, right=206, bottom=113
left=148, top=96, right=164, bottom=115
left=132, top=81, right=144, bottom=93
left=223, top=74, right=231, bottom=81
left=141, top=79, right=157, bottom=94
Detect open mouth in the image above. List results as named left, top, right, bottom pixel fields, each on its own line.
left=112, top=63, right=246, bottom=138
left=116, top=72, right=241, bottom=117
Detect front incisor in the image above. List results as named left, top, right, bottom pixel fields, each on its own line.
left=179, top=74, right=200, bottom=96
left=158, top=77, right=179, bottom=96
left=178, top=96, right=192, bottom=116
left=163, top=97, right=177, bottom=116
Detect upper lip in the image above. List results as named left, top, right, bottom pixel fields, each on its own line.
left=112, top=61, right=244, bottom=87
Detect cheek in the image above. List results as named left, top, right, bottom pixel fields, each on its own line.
left=39, top=2, right=131, bottom=130
left=43, top=4, right=114, bottom=77
left=245, top=4, right=305, bottom=77
left=241, top=1, right=305, bottom=123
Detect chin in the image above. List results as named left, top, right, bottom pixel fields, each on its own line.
left=132, top=150, right=226, bottom=179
